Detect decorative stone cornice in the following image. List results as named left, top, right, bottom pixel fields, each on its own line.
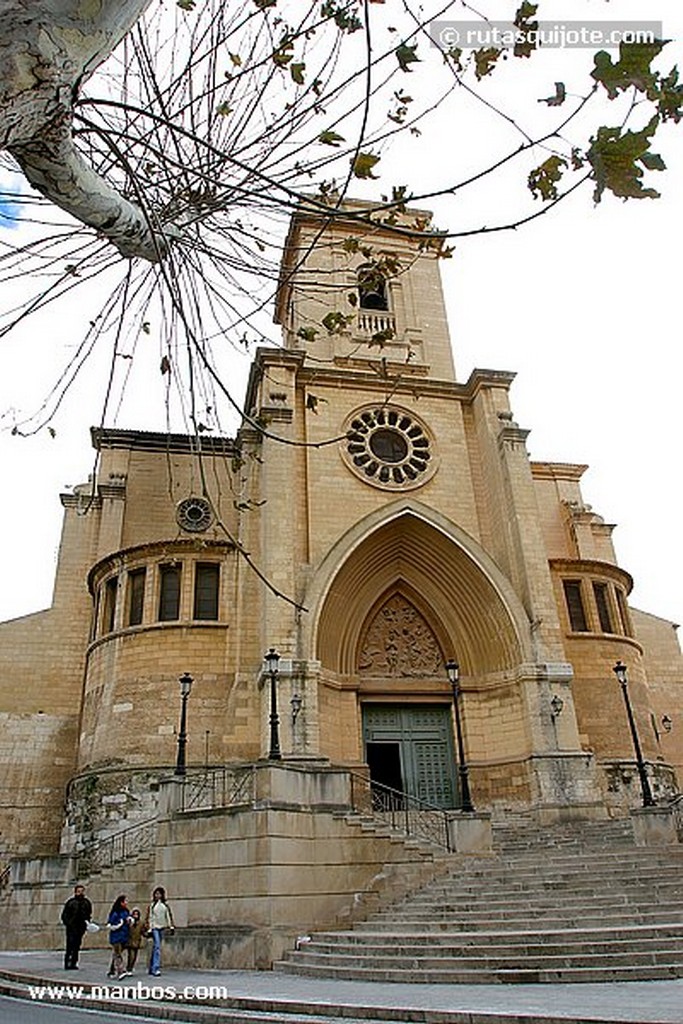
left=549, top=557, right=633, bottom=593
left=91, top=427, right=237, bottom=456
left=88, top=537, right=235, bottom=592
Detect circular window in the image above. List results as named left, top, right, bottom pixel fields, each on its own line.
left=176, top=496, right=213, bottom=533
left=369, top=428, right=409, bottom=463
left=342, top=406, right=437, bottom=490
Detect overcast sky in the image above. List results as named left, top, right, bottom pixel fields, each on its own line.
left=0, top=0, right=681, bottom=635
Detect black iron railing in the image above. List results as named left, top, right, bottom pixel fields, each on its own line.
left=177, top=764, right=256, bottom=813
left=77, top=817, right=157, bottom=876
left=349, top=772, right=452, bottom=851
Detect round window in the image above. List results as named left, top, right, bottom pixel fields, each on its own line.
left=369, top=428, right=409, bottom=464
left=176, top=496, right=213, bottom=533
left=342, top=406, right=436, bottom=490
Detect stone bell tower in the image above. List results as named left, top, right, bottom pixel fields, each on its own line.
left=239, top=199, right=619, bottom=820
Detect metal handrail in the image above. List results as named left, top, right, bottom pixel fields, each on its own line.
left=77, top=816, right=158, bottom=875
left=178, top=764, right=256, bottom=814
left=348, top=772, right=452, bottom=851
left=0, top=863, right=10, bottom=893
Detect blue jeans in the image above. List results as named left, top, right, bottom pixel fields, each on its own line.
left=149, top=928, right=163, bottom=974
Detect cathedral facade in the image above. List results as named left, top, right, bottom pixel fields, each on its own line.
left=0, top=201, right=681, bottom=878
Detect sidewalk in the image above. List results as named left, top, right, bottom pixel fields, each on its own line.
left=0, top=949, right=681, bottom=1023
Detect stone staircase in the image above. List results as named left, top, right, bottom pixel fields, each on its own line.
left=276, top=818, right=683, bottom=983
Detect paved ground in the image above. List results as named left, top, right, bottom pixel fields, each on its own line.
left=0, top=949, right=681, bottom=1023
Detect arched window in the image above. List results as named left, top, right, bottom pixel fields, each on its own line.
left=357, top=265, right=388, bottom=311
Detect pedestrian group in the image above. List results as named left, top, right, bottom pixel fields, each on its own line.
left=61, top=883, right=175, bottom=979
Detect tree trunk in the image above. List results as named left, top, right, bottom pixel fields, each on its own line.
left=1, top=0, right=167, bottom=261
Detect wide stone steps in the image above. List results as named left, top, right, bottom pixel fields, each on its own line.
left=276, top=821, right=683, bottom=983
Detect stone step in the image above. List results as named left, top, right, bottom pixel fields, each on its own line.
left=403, top=896, right=683, bottom=913
left=392, top=876, right=683, bottom=898
left=357, top=909, right=683, bottom=930
left=455, top=853, right=683, bottom=873
left=282, top=946, right=683, bottom=972
left=307, top=923, right=683, bottom=949
left=277, top=959, right=683, bottom=984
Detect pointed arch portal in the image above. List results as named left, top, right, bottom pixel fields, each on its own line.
left=313, top=510, right=528, bottom=808
left=316, top=511, right=525, bottom=678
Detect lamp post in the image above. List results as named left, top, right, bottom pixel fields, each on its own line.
left=445, top=659, right=474, bottom=812
left=612, top=661, right=655, bottom=808
left=175, top=672, right=193, bottom=776
left=264, top=648, right=282, bottom=760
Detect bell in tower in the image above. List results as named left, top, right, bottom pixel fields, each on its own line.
left=357, top=264, right=388, bottom=311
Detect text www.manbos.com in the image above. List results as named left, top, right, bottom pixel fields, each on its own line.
left=28, top=982, right=229, bottom=1003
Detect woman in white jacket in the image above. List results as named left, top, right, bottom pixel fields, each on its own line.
left=144, top=886, right=175, bottom=976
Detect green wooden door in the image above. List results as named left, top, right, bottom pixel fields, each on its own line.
left=362, top=704, right=457, bottom=809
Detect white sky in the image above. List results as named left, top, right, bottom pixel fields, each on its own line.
left=0, top=0, right=681, bottom=632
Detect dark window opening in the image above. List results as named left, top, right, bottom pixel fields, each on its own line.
left=159, top=564, right=181, bottom=621
left=369, top=428, right=408, bottom=463
left=103, top=576, right=118, bottom=634
left=358, top=267, right=388, bottom=311
left=127, top=568, right=146, bottom=627
left=563, top=580, right=588, bottom=632
left=593, top=582, right=613, bottom=633
left=194, top=563, right=220, bottom=620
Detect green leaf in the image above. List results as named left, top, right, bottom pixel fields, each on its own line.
left=322, top=311, right=353, bottom=336
left=229, top=53, right=242, bottom=67
left=306, top=393, right=327, bottom=413
left=351, top=152, right=381, bottom=179
left=177, top=0, right=196, bottom=9
left=272, top=40, right=294, bottom=67
left=321, top=1, right=362, bottom=33
left=657, top=67, right=683, bottom=123
left=216, top=101, right=234, bottom=116
left=318, top=129, right=346, bottom=147
left=290, top=62, right=305, bottom=85
left=446, top=47, right=463, bottom=71
left=513, top=2, right=538, bottom=59
left=591, top=41, right=665, bottom=100
left=538, top=82, right=566, bottom=107
left=370, top=328, right=395, bottom=346
left=587, top=117, right=663, bottom=202
left=395, top=43, right=420, bottom=72
left=640, top=151, right=667, bottom=171
left=528, top=155, right=568, bottom=201
left=474, top=48, right=503, bottom=80
left=296, top=326, right=318, bottom=343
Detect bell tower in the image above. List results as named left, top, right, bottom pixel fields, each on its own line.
left=274, top=200, right=457, bottom=382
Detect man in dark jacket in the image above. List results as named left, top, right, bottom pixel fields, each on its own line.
left=61, top=884, right=92, bottom=969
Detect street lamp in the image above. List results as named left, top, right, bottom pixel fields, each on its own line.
left=445, top=659, right=474, bottom=812
left=612, top=661, right=655, bottom=808
left=175, top=672, right=194, bottom=776
left=264, top=648, right=282, bottom=761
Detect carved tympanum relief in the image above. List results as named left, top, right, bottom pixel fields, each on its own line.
left=358, top=594, right=442, bottom=677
